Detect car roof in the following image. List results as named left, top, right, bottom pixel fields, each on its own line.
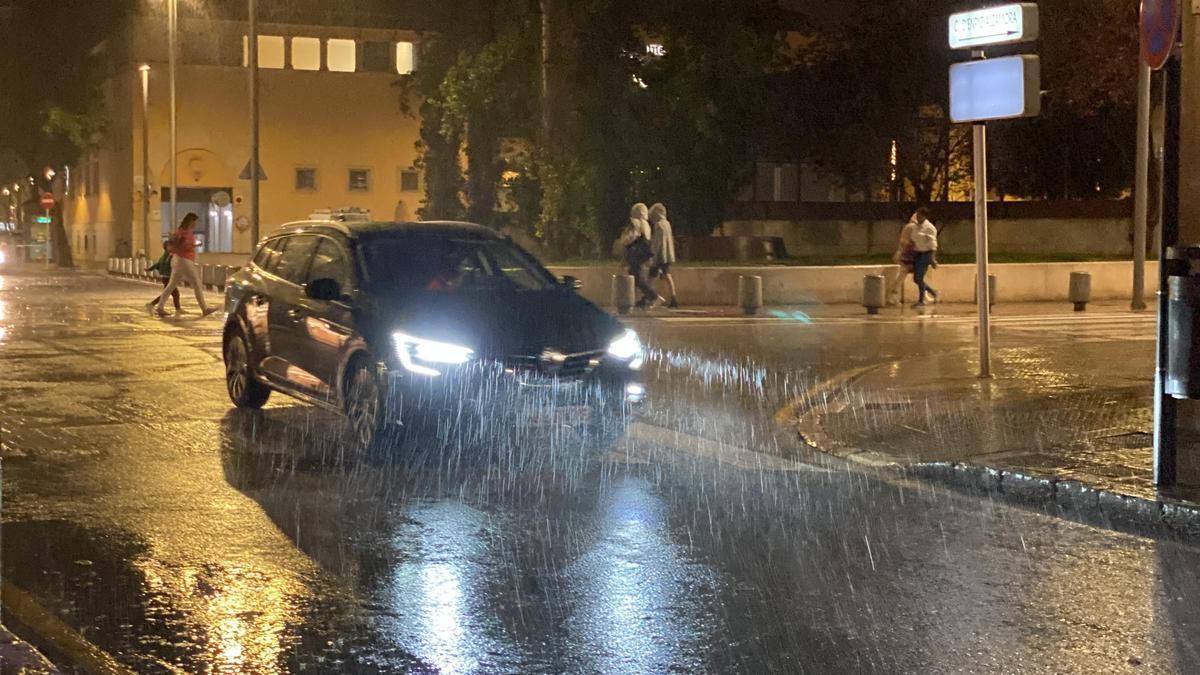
left=272, top=220, right=502, bottom=241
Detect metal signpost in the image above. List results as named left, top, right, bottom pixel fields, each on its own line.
left=948, top=5, right=1041, bottom=379
left=1141, top=0, right=1182, bottom=487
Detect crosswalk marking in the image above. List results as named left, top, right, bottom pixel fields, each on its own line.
left=640, top=311, right=1157, bottom=342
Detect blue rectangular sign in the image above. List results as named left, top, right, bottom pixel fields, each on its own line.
left=949, top=55, right=1041, bottom=123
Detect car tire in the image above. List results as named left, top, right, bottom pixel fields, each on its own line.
left=225, top=329, right=271, bottom=409
left=343, top=361, right=389, bottom=461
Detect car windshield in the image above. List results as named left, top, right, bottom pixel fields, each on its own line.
left=361, top=235, right=558, bottom=293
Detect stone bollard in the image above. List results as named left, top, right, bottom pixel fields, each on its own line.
left=107, top=258, right=116, bottom=274
left=738, top=275, right=764, bottom=316
left=611, top=274, right=635, bottom=315
left=121, top=258, right=132, bottom=276
left=216, top=265, right=231, bottom=291
left=135, top=258, right=146, bottom=278
left=202, top=265, right=216, bottom=290
left=1069, top=271, right=1092, bottom=311
left=973, top=273, right=998, bottom=308
left=863, top=274, right=886, bottom=315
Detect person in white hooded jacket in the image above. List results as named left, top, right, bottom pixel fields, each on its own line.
left=648, top=202, right=678, bottom=308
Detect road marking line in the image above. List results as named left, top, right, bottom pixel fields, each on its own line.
left=623, top=422, right=831, bottom=473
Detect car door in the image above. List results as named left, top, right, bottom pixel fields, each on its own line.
left=291, top=236, right=357, bottom=400
left=265, top=234, right=324, bottom=394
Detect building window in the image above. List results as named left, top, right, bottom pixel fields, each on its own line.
left=243, top=35, right=285, bottom=69
left=327, top=39, right=356, bottom=72
left=362, top=41, right=391, bottom=72
left=295, top=167, right=317, bottom=191
left=291, top=37, right=321, bottom=71
left=399, top=169, right=419, bottom=192
left=348, top=168, right=371, bottom=192
left=396, top=41, right=415, bottom=75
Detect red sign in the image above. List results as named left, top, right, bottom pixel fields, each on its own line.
left=1141, top=0, right=1180, bottom=70
left=39, top=192, right=55, bottom=209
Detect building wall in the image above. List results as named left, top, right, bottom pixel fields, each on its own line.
left=68, top=15, right=424, bottom=260
left=723, top=217, right=1135, bottom=258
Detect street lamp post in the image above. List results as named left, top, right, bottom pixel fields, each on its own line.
left=168, top=0, right=178, bottom=233
left=249, top=0, right=260, bottom=248
left=140, top=64, right=151, bottom=255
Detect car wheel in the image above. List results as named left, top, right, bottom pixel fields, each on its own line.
left=225, top=330, right=271, bottom=409
left=344, top=362, right=389, bottom=460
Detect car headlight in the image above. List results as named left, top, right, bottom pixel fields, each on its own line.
left=393, top=332, right=474, bottom=377
left=607, top=329, right=643, bottom=368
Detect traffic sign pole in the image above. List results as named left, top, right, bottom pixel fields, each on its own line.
left=1154, top=50, right=1182, bottom=488
left=974, top=119, right=992, bottom=378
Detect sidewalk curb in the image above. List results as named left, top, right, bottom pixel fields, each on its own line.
left=907, top=462, right=1200, bottom=542
left=2, top=580, right=133, bottom=674
left=0, top=622, right=60, bottom=674
left=788, top=364, right=1200, bottom=544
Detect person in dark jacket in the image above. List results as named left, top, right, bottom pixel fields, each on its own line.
left=147, top=240, right=182, bottom=314
left=618, top=203, right=662, bottom=308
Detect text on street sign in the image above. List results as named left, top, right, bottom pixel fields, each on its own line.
left=949, top=3, right=1039, bottom=50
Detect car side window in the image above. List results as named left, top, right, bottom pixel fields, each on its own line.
left=307, top=238, right=352, bottom=292
left=253, top=237, right=285, bottom=273
left=273, top=235, right=319, bottom=286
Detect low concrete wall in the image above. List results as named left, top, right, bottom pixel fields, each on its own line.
left=723, top=217, right=1134, bottom=258
left=548, top=261, right=1158, bottom=307
left=198, top=252, right=253, bottom=267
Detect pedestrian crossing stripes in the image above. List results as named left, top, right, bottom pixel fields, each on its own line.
left=643, top=311, right=1158, bottom=342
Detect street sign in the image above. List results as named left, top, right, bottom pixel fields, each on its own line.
left=35, top=216, right=51, bottom=224
left=39, top=192, right=55, bottom=209
left=239, top=160, right=268, bottom=181
left=949, top=3, right=1039, bottom=50
left=1141, top=0, right=1180, bottom=70
left=949, top=55, right=1041, bottom=123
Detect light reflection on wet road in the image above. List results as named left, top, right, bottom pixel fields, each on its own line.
left=1, top=270, right=1198, bottom=673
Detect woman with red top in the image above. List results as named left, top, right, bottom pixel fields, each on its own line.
left=147, top=213, right=217, bottom=317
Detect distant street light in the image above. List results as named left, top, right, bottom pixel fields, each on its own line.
left=44, top=166, right=56, bottom=181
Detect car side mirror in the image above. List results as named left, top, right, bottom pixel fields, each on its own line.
left=306, top=277, right=342, bottom=301
left=561, top=275, right=583, bottom=291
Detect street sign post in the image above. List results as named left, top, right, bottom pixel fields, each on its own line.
left=949, top=3, right=1039, bottom=50
left=948, top=5, right=1041, bottom=378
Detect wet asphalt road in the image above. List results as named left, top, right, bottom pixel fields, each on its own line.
left=2, top=269, right=1199, bottom=674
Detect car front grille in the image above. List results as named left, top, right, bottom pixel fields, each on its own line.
left=503, top=348, right=606, bottom=383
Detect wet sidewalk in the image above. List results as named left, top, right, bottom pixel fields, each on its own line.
left=0, top=624, right=59, bottom=673
left=791, top=338, right=1200, bottom=537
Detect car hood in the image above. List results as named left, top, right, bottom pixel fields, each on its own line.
left=372, top=288, right=625, bottom=357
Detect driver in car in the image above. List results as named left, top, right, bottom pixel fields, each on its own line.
left=425, top=254, right=467, bottom=292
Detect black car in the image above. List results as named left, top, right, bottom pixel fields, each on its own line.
left=221, top=220, right=645, bottom=455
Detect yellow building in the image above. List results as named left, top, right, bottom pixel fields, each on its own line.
left=68, top=9, right=424, bottom=262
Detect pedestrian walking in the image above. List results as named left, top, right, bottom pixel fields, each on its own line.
left=146, top=240, right=182, bottom=314
left=147, top=213, right=217, bottom=318
left=910, top=207, right=940, bottom=306
left=618, top=203, right=661, bottom=308
left=648, top=202, right=679, bottom=308
left=888, top=214, right=917, bottom=306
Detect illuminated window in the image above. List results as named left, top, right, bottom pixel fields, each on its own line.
left=396, top=41, right=415, bottom=74
left=327, top=39, right=356, bottom=72
left=348, top=168, right=370, bottom=192
left=291, top=37, right=320, bottom=71
left=243, top=35, right=285, bottom=69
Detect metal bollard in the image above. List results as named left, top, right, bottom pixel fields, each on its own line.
left=202, top=265, right=216, bottom=290
left=863, top=274, right=886, bottom=315
left=611, top=274, right=635, bottom=315
left=738, top=275, right=763, bottom=316
left=1069, top=271, right=1092, bottom=311
left=973, top=273, right=998, bottom=307
left=216, top=265, right=230, bottom=291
